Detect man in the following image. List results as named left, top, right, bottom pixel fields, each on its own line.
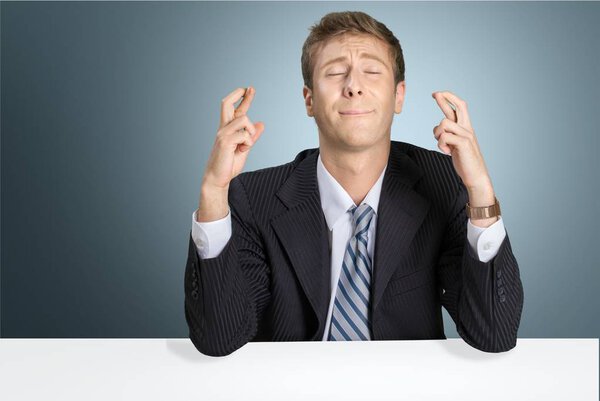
left=184, top=11, right=524, bottom=357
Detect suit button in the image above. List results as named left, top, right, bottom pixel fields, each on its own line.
left=191, top=289, right=198, bottom=299
left=496, top=270, right=502, bottom=278
left=496, top=278, right=503, bottom=287
left=499, top=295, right=506, bottom=302
left=498, top=287, right=505, bottom=295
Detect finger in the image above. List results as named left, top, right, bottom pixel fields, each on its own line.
left=437, top=131, right=467, bottom=156
left=220, top=87, right=246, bottom=128
left=432, top=91, right=457, bottom=123
left=223, top=115, right=257, bottom=136
left=238, top=121, right=265, bottom=152
left=433, top=118, right=473, bottom=140
left=439, top=91, right=472, bottom=128
left=233, top=122, right=265, bottom=152
left=433, top=91, right=472, bottom=128
left=233, top=87, right=255, bottom=119
left=231, top=128, right=256, bottom=152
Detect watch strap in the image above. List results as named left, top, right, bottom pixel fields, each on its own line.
left=466, top=197, right=501, bottom=220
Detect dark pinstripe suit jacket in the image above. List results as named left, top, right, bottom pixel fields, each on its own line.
left=184, top=140, right=524, bottom=356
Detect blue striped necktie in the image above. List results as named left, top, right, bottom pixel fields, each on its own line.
left=328, top=203, right=375, bottom=341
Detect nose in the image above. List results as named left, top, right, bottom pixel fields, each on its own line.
left=343, top=70, right=363, bottom=98
left=345, top=87, right=363, bottom=98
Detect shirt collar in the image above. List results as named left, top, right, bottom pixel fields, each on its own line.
left=317, top=153, right=386, bottom=231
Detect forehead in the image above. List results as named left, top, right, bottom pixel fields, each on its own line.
left=313, top=33, right=392, bottom=68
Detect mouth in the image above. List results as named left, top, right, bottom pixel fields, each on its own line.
left=339, top=109, right=374, bottom=116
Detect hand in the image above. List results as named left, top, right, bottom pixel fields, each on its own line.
left=431, top=91, right=492, bottom=193
left=197, top=87, right=265, bottom=222
left=202, top=86, right=265, bottom=190
left=432, top=91, right=499, bottom=227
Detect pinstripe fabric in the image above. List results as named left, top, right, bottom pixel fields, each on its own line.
left=328, top=204, right=375, bottom=341
left=184, top=140, right=524, bottom=356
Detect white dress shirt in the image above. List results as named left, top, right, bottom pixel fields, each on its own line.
left=191, top=154, right=507, bottom=341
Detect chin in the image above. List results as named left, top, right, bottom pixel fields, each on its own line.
left=337, top=132, right=381, bottom=151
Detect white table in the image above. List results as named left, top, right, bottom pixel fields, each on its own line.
left=0, top=338, right=597, bottom=400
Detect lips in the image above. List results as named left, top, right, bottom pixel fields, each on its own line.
left=339, top=109, right=374, bottom=115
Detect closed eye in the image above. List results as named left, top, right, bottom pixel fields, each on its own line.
left=366, top=72, right=381, bottom=74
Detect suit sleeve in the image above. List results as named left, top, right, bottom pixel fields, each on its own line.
left=437, top=182, right=524, bottom=353
left=184, top=176, right=271, bottom=357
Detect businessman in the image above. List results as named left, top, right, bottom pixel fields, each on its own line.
left=184, top=11, right=524, bottom=356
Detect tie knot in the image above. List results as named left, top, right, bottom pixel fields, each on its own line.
left=349, top=203, right=374, bottom=237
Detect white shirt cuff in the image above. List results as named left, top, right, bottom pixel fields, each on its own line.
left=466, top=216, right=507, bottom=263
left=191, top=208, right=232, bottom=259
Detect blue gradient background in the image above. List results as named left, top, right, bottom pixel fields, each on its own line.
left=1, top=1, right=598, bottom=339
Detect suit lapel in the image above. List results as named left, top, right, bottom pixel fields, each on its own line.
left=270, top=149, right=330, bottom=336
left=372, top=144, right=430, bottom=313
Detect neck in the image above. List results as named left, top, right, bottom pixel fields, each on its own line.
left=319, top=139, right=390, bottom=206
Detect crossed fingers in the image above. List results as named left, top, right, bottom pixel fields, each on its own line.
left=432, top=91, right=472, bottom=129
left=220, top=86, right=255, bottom=128
left=431, top=91, right=478, bottom=155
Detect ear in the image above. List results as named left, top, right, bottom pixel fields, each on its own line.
left=394, top=81, right=406, bottom=114
left=303, top=85, right=314, bottom=117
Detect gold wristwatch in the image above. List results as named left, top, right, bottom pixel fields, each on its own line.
left=466, top=197, right=501, bottom=220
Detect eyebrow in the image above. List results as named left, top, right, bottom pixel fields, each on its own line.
left=319, top=53, right=388, bottom=70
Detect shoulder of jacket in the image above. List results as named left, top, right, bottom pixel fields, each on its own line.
left=229, top=147, right=318, bottom=211
left=391, top=140, right=463, bottom=192
left=391, top=140, right=447, bottom=163
left=234, top=147, right=317, bottom=186
left=393, top=140, right=453, bottom=170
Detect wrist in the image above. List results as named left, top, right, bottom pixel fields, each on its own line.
left=466, top=187, right=501, bottom=228
left=470, top=215, right=499, bottom=228
left=197, top=183, right=230, bottom=222
left=201, top=180, right=229, bottom=196
left=466, top=180, right=495, bottom=207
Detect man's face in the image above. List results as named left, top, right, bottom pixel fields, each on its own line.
left=303, top=33, right=405, bottom=152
